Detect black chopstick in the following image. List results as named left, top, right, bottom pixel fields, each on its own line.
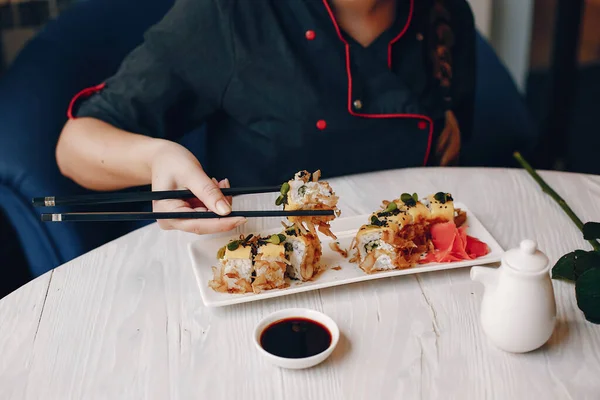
left=32, top=186, right=281, bottom=207
left=41, top=209, right=335, bottom=222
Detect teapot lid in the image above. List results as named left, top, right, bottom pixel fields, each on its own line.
left=503, top=239, right=549, bottom=273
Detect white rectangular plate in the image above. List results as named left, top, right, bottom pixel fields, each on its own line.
left=189, top=203, right=503, bottom=307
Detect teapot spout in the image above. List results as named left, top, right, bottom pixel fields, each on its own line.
left=470, top=266, right=498, bottom=291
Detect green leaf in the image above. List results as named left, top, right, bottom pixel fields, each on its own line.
left=412, top=193, right=418, bottom=202
left=434, top=192, right=446, bottom=203
left=552, top=251, right=577, bottom=281
left=552, top=250, right=600, bottom=281
left=583, top=222, right=600, bottom=241
left=400, top=193, right=412, bottom=203
left=576, top=268, right=600, bottom=324
left=385, top=202, right=397, bottom=213
left=574, top=250, right=600, bottom=280
left=400, top=193, right=416, bottom=207
left=227, top=240, right=240, bottom=251
left=268, top=234, right=281, bottom=245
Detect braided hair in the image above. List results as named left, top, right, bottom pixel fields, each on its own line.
left=428, top=0, right=460, bottom=164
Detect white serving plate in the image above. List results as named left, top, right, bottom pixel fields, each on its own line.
left=189, top=202, right=503, bottom=307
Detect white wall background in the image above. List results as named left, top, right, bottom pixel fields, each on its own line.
left=467, top=0, right=535, bottom=93
left=467, top=0, right=493, bottom=39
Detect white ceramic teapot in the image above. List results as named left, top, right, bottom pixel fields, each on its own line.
left=470, top=239, right=557, bottom=353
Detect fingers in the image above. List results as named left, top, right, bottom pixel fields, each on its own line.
left=185, top=169, right=231, bottom=216
left=155, top=174, right=241, bottom=234
left=210, top=177, right=232, bottom=205
left=187, top=197, right=206, bottom=209
left=158, top=216, right=247, bottom=234
left=153, top=199, right=188, bottom=231
left=175, top=179, right=229, bottom=209
left=218, top=178, right=232, bottom=205
left=154, top=202, right=247, bottom=234
left=173, top=216, right=247, bottom=235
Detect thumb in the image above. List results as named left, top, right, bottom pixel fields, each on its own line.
left=186, top=168, right=231, bottom=216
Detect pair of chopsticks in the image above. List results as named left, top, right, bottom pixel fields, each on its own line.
left=32, top=186, right=335, bottom=222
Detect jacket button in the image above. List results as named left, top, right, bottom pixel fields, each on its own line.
left=305, top=30, right=316, bottom=40
left=316, top=120, right=327, bottom=130
left=416, top=33, right=424, bottom=41
left=418, top=121, right=427, bottom=130
left=353, top=99, right=363, bottom=110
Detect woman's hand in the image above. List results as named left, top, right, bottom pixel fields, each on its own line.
left=150, top=141, right=247, bottom=234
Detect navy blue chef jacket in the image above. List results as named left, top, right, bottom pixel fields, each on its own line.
left=71, top=0, right=476, bottom=187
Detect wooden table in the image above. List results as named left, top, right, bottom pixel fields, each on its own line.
left=2, top=168, right=600, bottom=399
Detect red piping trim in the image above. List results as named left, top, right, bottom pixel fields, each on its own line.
left=321, top=0, right=432, bottom=166
left=67, top=82, right=106, bottom=119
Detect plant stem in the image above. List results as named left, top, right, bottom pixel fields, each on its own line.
left=513, top=152, right=600, bottom=252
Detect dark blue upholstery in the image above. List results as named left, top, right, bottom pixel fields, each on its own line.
left=0, top=0, right=180, bottom=277
left=464, top=35, right=538, bottom=166
left=0, top=0, right=536, bottom=277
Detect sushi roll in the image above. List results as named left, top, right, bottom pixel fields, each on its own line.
left=369, top=201, right=412, bottom=231
left=251, top=234, right=290, bottom=293
left=209, top=236, right=255, bottom=294
left=423, top=192, right=455, bottom=223
left=275, top=170, right=340, bottom=239
left=351, top=192, right=466, bottom=273
left=209, top=234, right=291, bottom=294
left=353, top=223, right=409, bottom=273
left=393, top=193, right=431, bottom=224
left=282, top=224, right=322, bottom=281
left=420, top=191, right=467, bottom=226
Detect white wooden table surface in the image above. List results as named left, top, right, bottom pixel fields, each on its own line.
left=2, top=167, right=600, bottom=400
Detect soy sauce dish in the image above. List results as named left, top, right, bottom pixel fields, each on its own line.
left=253, top=308, right=340, bottom=369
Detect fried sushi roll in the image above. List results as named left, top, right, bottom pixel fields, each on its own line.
left=421, top=192, right=467, bottom=226
left=352, top=192, right=461, bottom=273
left=424, top=192, right=455, bottom=222
left=353, top=224, right=405, bottom=273
left=252, top=234, right=289, bottom=293
left=394, top=194, right=434, bottom=252
left=209, top=238, right=254, bottom=294
left=282, top=224, right=322, bottom=281
left=393, top=193, right=431, bottom=224
left=276, top=170, right=340, bottom=239
left=370, top=201, right=412, bottom=231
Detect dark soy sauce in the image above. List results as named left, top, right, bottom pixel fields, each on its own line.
left=260, top=318, right=332, bottom=358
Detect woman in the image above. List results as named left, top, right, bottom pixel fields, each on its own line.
left=56, top=0, right=476, bottom=235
